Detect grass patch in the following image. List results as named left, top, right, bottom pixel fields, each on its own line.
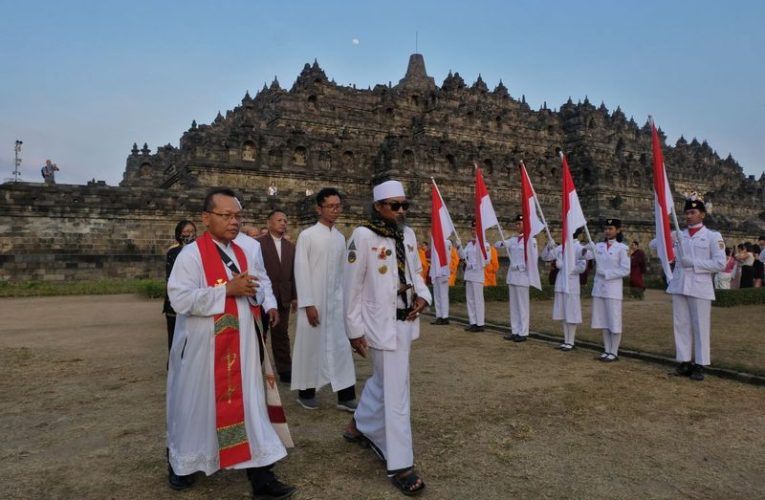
left=0, top=279, right=165, bottom=298
left=713, top=287, right=765, bottom=307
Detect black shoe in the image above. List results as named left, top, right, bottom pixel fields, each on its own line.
left=464, top=324, right=477, bottom=331
left=503, top=333, right=516, bottom=341
left=512, top=335, right=527, bottom=343
left=674, top=361, right=693, bottom=376
left=431, top=317, right=450, bottom=325
left=252, top=479, right=297, bottom=499
left=689, top=364, right=705, bottom=381
left=472, top=325, right=485, bottom=332
left=440, top=318, right=450, bottom=325
left=278, top=372, right=291, bottom=384
left=168, top=464, right=194, bottom=491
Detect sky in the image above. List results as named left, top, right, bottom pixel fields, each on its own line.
left=1, top=0, right=763, bottom=185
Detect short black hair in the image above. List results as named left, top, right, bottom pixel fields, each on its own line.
left=759, top=235, right=765, bottom=241
left=573, top=227, right=584, bottom=239
left=316, top=187, right=342, bottom=206
left=174, top=220, right=196, bottom=244
left=632, top=240, right=639, bottom=246
left=203, top=188, right=239, bottom=212
left=267, top=209, right=286, bottom=220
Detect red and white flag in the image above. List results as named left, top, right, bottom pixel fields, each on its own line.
left=650, top=119, right=676, bottom=282
left=520, top=163, right=545, bottom=290
left=560, top=152, right=586, bottom=293
left=430, top=181, right=456, bottom=277
left=475, top=164, right=499, bottom=265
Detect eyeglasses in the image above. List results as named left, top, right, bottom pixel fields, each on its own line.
left=381, top=201, right=410, bottom=211
left=320, top=203, right=343, bottom=211
left=206, top=211, right=244, bottom=222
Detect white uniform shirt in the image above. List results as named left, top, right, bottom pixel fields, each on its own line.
left=344, top=226, right=432, bottom=351
left=591, top=240, right=631, bottom=300
left=541, top=242, right=588, bottom=294
left=460, top=240, right=490, bottom=283
left=667, top=226, right=726, bottom=300
left=496, top=235, right=538, bottom=287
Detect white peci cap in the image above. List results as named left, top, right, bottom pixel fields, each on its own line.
left=373, top=180, right=406, bottom=201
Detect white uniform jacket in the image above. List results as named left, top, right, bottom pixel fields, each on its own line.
left=344, top=226, right=432, bottom=351
left=541, top=242, right=587, bottom=294
left=667, top=226, right=726, bottom=300
left=591, top=241, right=630, bottom=300
left=460, top=240, right=490, bottom=283
left=496, top=236, right=537, bottom=287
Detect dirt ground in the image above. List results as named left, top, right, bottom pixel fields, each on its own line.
left=1, top=294, right=764, bottom=500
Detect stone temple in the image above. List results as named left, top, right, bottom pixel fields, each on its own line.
left=1, top=54, right=764, bottom=281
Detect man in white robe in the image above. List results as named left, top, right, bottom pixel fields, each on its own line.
left=291, top=187, right=357, bottom=411
left=429, top=237, right=452, bottom=325
left=342, top=180, right=431, bottom=496
left=167, top=188, right=295, bottom=499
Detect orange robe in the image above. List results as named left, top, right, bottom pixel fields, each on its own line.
left=484, top=246, right=499, bottom=286
left=418, top=247, right=429, bottom=281
left=448, top=246, right=459, bottom=286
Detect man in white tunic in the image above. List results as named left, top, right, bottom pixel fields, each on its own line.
left=495, top=214, right=538, bottom=342
left=668, top=194, right=726, bottom=381
left=590, top=218, right=631, bottom=362
left=542, top=228, right=590, bottom=351
left=342, top=180, right=431, bottom=496
left=460, top=222, right=490, bottom=332
left=167, top=188, right=295, bottom=499
left=429, top=237, right=452, bottom=325
left=292, top=187, right=357, bottom=411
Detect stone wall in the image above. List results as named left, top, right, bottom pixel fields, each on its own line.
left=2, top=53, right=763, bottom=282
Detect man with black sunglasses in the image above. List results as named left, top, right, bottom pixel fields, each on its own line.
left=342, top=180, right=431, bottom=496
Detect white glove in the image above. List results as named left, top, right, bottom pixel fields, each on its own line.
left=680, top=255, right=695, bottom=268
left=518, top=264, right=526, bottom=272
left=596, top=269, right=606, bottom=279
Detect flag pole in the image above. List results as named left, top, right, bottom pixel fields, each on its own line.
left=558, top=151, right=598, bottom=265
left=520, top=160, right=555, bottom=245
left=649, top=115, right=684, bottom=259
left=473, top=163, right=510, bottom=259
left=431, top=176, right=463, bottom=248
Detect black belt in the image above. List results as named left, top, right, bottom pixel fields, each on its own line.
left=396, top=308, right=413, bottom=321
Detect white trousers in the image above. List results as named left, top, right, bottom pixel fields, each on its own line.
left=591, top=297, right=623, bottom=333
left=672, top=295, right=712, bottom=366
left=432, top=276, right=450, bottom=319
left=508, top=285, right=530, bottom=336
left=355, top=321, right=414, bottom=471
left=465, top=281, right=485, bottom=326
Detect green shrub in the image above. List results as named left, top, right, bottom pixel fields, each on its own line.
left=713, top=288, right=765, bottom=307
left=136, top=280, right=166, bottom=299
left=0, top=279, right=164, bottom=298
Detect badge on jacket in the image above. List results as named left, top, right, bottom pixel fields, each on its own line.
left=348, top=251, right=357, bottom=263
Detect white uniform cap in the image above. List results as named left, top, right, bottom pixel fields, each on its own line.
left=373, top=180, right=406, bottom=201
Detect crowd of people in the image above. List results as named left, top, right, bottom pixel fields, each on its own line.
left=161, top=183, right=759, bottom=498
left=714, top=239, right=765, bottom=289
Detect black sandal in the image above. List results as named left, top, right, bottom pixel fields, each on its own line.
left=388, top=468, right=425, bottom=496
